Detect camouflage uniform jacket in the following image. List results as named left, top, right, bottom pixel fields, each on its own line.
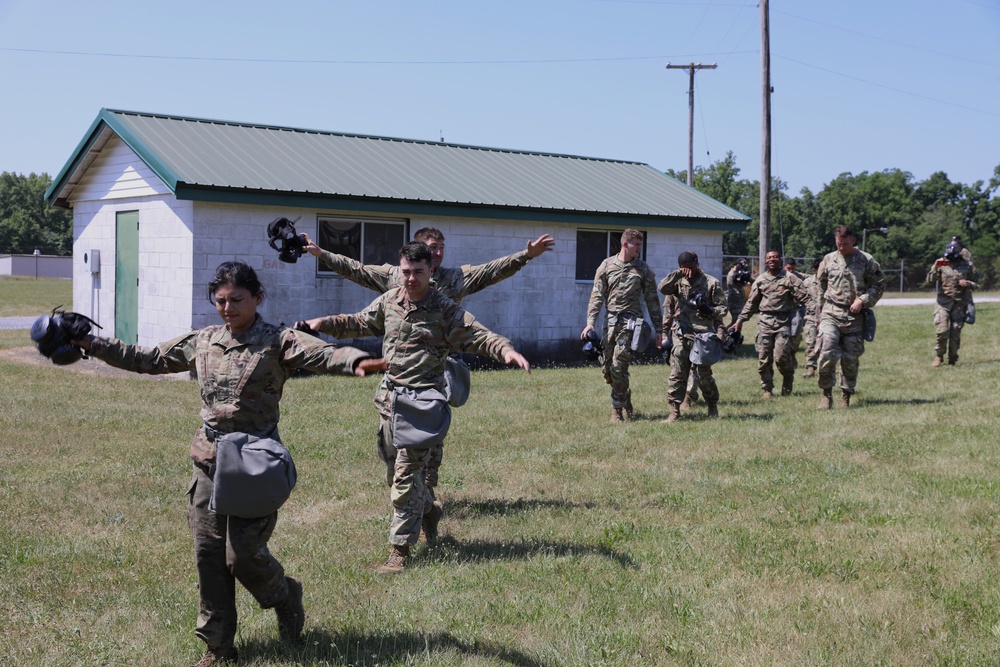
left=802, top=274, right=820, bottom=322
left=927, top=257, right=978, bottom=309
left=736, top=269, right=813, bottom=335
left=817, top=249, right=885, bottom=325
left=87, top=316, right=371, bottom=465
left=317, top=248, right=533, bottom=304
left=313, top=287, right=514, bottom=404
left=657, top=270, right=727, bottom=339
left=586, top=256, right=663, bottom=331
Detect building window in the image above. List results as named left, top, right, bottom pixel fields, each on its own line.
left=575, top=229, right=647, bottom=281
left=316, top=216, right=407, bottom=271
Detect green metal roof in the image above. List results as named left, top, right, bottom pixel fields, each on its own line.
left=47, top=109, right=749, bottom=229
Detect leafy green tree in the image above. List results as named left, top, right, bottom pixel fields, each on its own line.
left=0, top=171, right=72, bottom=254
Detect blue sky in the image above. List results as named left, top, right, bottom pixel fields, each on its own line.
left=1, top=0, right=998, bottom=196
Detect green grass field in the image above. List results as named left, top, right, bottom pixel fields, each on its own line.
left=1, top=287, right=998, bottom=665
left=0, top=275, right=73, bottom=317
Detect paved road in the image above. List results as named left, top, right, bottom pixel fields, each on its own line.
left=0, top=316, right=38, bottom=330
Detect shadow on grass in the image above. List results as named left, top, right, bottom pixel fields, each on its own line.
left=860, top=397, right=942, bottom=407
left=424, top=535, right=637, bottom=570
left=240, top=628, right=553, bottom=667
left=446, top=496, right=596, bottom=517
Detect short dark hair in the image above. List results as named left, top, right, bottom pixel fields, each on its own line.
left=399, top=241, right=433, bottom=265
left=208, top=261, right=265, bottom=302
left=413, top=227, right=444, bottom=244
left=677, top=251, right=699, bottom=267
left=835, top=225, right=855, bottom=239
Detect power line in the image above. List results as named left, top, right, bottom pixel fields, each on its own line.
left=0, top=46, right=756, bottom=66
left=776, top=54, right=1000, bottom=119
left=773, top=9, right=1000, bottom=69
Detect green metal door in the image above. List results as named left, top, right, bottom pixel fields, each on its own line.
left=115, top=211, right=139, bottom=344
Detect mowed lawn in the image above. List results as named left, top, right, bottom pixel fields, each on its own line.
left=1, top=291, right=997, bottom=665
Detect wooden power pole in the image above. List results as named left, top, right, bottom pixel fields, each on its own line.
left=666, top=62, right=717, bottom=187
left=759, top=0, right=771, bottom=268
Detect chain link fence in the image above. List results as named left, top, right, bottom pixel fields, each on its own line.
left=723, top=255, right=998, bottom=294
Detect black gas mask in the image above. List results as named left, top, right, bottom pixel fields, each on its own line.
left=732, top=261, right=752, bottom=286
left=30, top=307, right=101, bottom=365
left=688, top=290, right=715, bottom=317
left=944, top=241, right=963, bottom=262
left=582, top=329, right=604, bottom=361
left=722, top=329, right=744, bottom=354
left=267, top=216, right=307, bottom=263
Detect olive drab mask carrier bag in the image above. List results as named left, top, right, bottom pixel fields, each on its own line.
left=209, top=431, right=297, bottom=519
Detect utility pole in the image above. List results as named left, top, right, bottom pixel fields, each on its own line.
left=759, top=0, right=771, bottom=269
left=666, top=62, right=717, bottom=187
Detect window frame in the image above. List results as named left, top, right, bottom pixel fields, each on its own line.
left=575, top=228, right=648, bottom=282
left=314, top=215, right=408, bottom=276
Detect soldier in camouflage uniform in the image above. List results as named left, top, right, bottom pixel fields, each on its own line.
left=801, top=258, right=822, bottom=378
left=74, top=261, right=382, bottom=667
left=726, top=258, right=753, bottom=326
left=782, top=257, right=808, bottom=369
left=661, top=293, right=701, bottom=412
left=730, top=251, right=813, bottom=398
left=580, top=228, right=665, bottom=423
left=301, top=227, right=553, bottom=534
left=927, top=237, right=978, bottom=366
left=657, top=251, right=728, bottom=422
left=301, top=242, right=530, bottom=574
left=815, top=225, right=885, bottom=409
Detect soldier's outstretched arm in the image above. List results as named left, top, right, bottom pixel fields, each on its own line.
left=302, top=232, right=395, bottom=293
left=458, top=234, right=555, bottom=298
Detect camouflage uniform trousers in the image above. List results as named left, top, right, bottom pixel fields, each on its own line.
left=816, top=317, right=865, bottom=394
left=376, top=382, right=434, bottom=548
left=187, top=465, right=290, bottom=651
left=933, top=302, right=966, bottom=363
left=600, top=321, right=635, bottom=409
left=668, top=336, right=719, bottom=404
left=803, top=319, right=819, bottom=369
left=756, top=329, right=795, bottom=391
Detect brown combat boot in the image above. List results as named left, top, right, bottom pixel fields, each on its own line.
left=422, top=500, right=444, bottom=542
left=931, top=355, right=943, bottom=367
left=191, top=647, right=238, bottom=667
left=761, top=389, right=773, bottom=399
left=817, top=388, right=833, bottom=410
left=802, top=366, right=816, bottom=378
left=706, top=402, right=719, bottom=419
left=275, top=576, right=305, bottom=642
left=610, top=407, right=625, bottom=423
left=624, top=390, right=635, bottom=420
left=839, top=391, right=851, bottom=409
left=661, top=402, right=682, bottom=423
left=680, top=392, right=697, bottom=411
left=781, top=377, right=793, bottom=396
left=378, top=545, right=410, bottom=574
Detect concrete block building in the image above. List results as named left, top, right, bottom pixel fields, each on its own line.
left=46, top=109, right=749, bottom=360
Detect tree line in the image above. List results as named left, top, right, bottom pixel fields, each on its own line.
left=669, top=153, right=1000, bottom=290
left=4, top=160, right=1000, bottom=288
left=0, top=172, right=72, bottom=256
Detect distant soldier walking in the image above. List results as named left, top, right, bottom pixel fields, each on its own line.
left=815, top=225, right=885, bottom=409
left=730, top=250, right=813, bottom=398
left=581, top=229, right=664, bottom=423
left=927, top=237, right=977, bottom=366
left=658, top=251, right=727, bottom=422
left=801, top=258, right=822, bottom=378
